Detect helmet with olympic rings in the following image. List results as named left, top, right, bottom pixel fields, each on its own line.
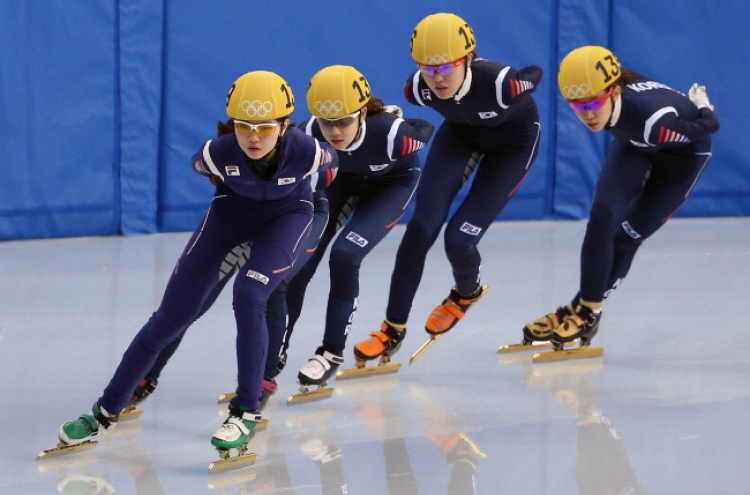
left=558, top=46, right=622, bottom=100
left=307, top=65, right=371, bottom=119
left=410, top=13, right=476, bottom=65
left=226, top=70, right=295, bottom=121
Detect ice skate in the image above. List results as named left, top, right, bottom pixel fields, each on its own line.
left=498, top=304, right=575, bottom=354
left=287, top=347, right=344, bottom=405
left=338, top=321, right=405, bottom=379
left=218, top=377, right=277, bottom=411
left=38, top=402, right=119, bottom=459
left=217, top=379, right=275, bottom=429
left=258, top=378, right=278, bottom=411
left=532, top=304, right=604, bottom=362
left=411, top=285, right=489, bottom=365
left=209, top=403, right=262, bottom=472
left=120, top=378, right=158, bottom=421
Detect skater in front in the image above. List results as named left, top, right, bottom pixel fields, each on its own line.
left=521, top=46, right=719, bottom=356
left=45, top=71, right=337, bottom=468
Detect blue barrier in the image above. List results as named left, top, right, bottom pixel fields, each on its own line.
left=1, top=1, right=746, bottom=239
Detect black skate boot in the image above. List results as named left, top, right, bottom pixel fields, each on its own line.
left=258, top=378, right=278, bottom=412
left=276, top=352, right=287, bottom=375
left=550, top=303, right=602, bottom=349
left=128, top=378, right=158, bottom=407
left=522, top=304, right=575, bottom=343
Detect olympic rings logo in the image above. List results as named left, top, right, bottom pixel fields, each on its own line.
left=562, top=84, right=591, bottom=99
left=422, top=54, right=452, bottom=65
left=240, top=100, right=274, bottom=118
left=315, top=100, right=344, bottom=118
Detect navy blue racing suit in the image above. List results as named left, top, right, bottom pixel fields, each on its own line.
left=575, top=78, right=719, bottom=304
left=98, top=127, right=337, bottom=412
left=284, top=110, right=434, bottom=355
left=386, top=58, right=543, bottom=325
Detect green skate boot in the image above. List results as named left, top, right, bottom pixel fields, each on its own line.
left=59, top=402, right=119, bottom=446
left=209, top=403, right=262, bottom=472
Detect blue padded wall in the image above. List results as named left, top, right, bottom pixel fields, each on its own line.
left=1, top=0, right=747, bottom=239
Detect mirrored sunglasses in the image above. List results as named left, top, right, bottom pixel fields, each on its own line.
left=233, top=120, right=280, bottom=137
left=568, top=87, right=615, bottom=112
left=418, top=58, right=466, bottom=77
left=316, top=111, right=360, bottom=130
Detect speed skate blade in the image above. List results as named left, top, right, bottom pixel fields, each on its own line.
left=37, top=441, right=98, bottom=460
left=409, top=336, right=440, bottom=365
left=532, top=346, right=604, bottom=363
left=208, top=452, right=257, bottom=473
left=497, top=342, right=555, bottom=353
left=119, top=407, right=144, bottom=421
left=217, top=392, right=237, bottom=404
left=286, top=386, right=334, bottom=405
left=336, top=362, right=401, bottom=380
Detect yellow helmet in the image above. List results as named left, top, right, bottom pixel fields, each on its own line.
left=226, top=70, right=295, bottom=121
left=410, top=13, right=476, bottom=65
left=558, top=46, right=621, bottom=100
left=307, top=65, right=371, bottom=119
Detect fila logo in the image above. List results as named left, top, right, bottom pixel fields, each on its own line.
left=621, top=221, right=641, bottom=239
left=278, top=177, right=296, bottom=185
left=369, top=164, right=388, bottom=172
left=346, top=231, right=368, bottom=247
left=421, top=89, right=432, bottom=101
left=246, top=270, right=270, bottom=285
left=478, top=111, right=498, bottom=119
left=460, top=222, right=482, bottom=236
left=225, top=165, right=240, bottom=176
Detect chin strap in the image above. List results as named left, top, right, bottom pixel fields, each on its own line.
left=607, top=91, right=622, bottom=128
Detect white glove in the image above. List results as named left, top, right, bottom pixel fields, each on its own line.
left=383, top=104, right=404, bottom=118
left=688, top=83, right=714, bottom=110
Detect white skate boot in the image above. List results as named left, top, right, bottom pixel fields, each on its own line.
left=288, top=346, right=344, bottom=405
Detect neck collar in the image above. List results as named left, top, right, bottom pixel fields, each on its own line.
left=454, top=66, right=473, bottom=102
left=607, top=92, right=622, bottom=128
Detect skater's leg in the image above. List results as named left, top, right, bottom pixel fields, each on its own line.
left=128, top=243, right=246, bottom=408
left=603, top=147, right=711, bottom=297
left=443, top=131, right=538, bottom=295
left=427, top=125, right=540, bottom=334
left=232, top=208, right=312, bottom=411
left=94, top=195, right=259, bottom=417
left=267, top=191, right=329, bottom=376
left=578, top=142, right=651, bottom=304
left=385, top=123, right=475, bottom=324
left=264, top=281, right=289, bottom=379
left=322, top=170, right=419, bottom=354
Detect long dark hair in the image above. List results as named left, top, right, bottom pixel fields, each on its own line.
left=614, top=68, right=645, bottom=87
left=364, top=95, right=386, bottom=116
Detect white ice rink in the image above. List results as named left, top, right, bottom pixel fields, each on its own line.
left=1, top=217, right=749, bottom=494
